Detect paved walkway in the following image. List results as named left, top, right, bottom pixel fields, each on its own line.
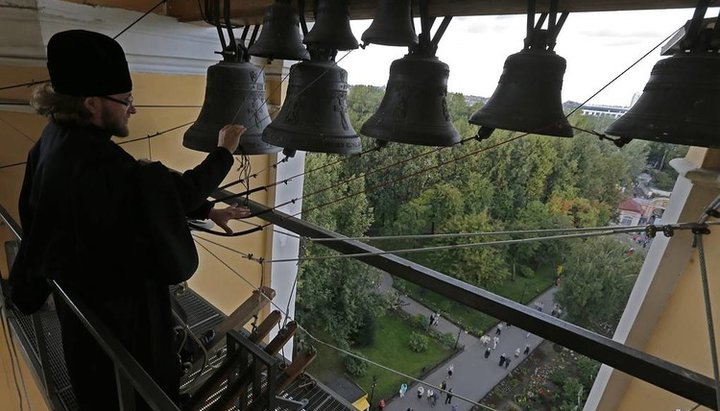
left=378, top=274, right=558, bottom=411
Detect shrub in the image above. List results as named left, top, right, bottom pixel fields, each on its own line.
left=412, top=314, right=428, bottom=330
left=440, top=332, right=456, bottom=349
left=408, top=331, right=429, bottom=352
left=344, top=352, right=368, bottom=377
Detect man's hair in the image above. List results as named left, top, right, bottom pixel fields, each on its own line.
left=30, top=83, right=91, bottom=126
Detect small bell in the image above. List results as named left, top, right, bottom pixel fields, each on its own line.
left=361, top=0, right=418, bottom=47
left=249, top=0, right=310, bottom=61
left=303, top=0, right=358, bottom=51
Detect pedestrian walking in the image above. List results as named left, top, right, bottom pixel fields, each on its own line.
left=484, top=347, right=491, bottom=359
left=432, top=391, right=439, bottom=407
left=433, top=312, right=441, bottom=326
left=451, top=404, right=458, bottom=411
left=505, top=358, right=512, bottom=369
left=417, top=385, right=424, bottom=399
left=445, top=388, right=453, bottom=404
left=440, top=380, right=447, bottom=391
left=499, top=353, right=506, bottom=367
left=481, top=335, right=490, bottom=346
left=515, top=348, right=521, bottom=357
left=379, top=400, right=386, bottom=411
left=492, top=336, right=499, bottom=349
left=429, top=313, right=435, bottom=329
left=447, top=363, right=454, bottom=379
left=427, top=388, right=434, bottom=403
left=524, top=344, right=530, bottom=355
left=399, top=383, right=408, bottom=398
left=495, top=323, right=503, bottom=335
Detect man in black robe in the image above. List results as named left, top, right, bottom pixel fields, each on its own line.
left=9, top=29, right=250, bottom=410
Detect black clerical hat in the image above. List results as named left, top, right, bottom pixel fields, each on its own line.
left=47, top=30, right=132, bottom=97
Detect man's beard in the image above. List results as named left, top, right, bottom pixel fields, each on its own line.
left=100, top=106, right=130, bottom=137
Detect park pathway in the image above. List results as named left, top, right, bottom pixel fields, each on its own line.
left=377, top=273, right=558, bottom=411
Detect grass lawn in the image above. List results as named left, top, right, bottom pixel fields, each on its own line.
left=307, top=312, right=452, bottom=403
left=396, top=265, right=556, bottom=336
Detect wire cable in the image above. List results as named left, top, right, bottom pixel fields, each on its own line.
left=0, top=116, right=36, bottom=145
left=294, top=134, right=524, bottom=220
left=565, top=26, right=680, bottom=119
left=0, top=161, right=28, bottom=171
left=0, top=301, right=24, bottom=410
left=262, top=227, right=644, bottom=264
left=695, top=232, right=720, bottom=410
left=117, top=121, right=195, bottom=145
left=195, top=134, right=522, bottom=237
left=0, top=0, right=170, bottom=92
left=192, top=237, right=499, bottom=411
left=212, top=145, right=382, bottom=204
left=113, top=0, right=167, bottom=40
left=280, top=224, right=651, bottom=243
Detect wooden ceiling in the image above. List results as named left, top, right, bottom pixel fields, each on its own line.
left=64, top=0, right=708, bottom=25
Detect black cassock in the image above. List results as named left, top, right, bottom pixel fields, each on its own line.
left=9, top=121, right=233, bottom=410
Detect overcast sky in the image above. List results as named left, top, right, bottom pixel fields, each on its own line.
left=335, top=8, right=715, bottom=107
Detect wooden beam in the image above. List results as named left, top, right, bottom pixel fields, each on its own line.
left=165, top=0, right=704, bottom=25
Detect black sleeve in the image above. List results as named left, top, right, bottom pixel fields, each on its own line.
left=168, top=147, right=233, bottom=214
left=186, top=201, right=213, bottom=220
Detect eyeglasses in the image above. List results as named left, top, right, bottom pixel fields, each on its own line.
left=101, top=95, right=134, bottom=107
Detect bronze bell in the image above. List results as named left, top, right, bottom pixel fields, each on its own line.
left=361, top=0, right=418, bottom=47
left=262, top=59, right=361, bottom=154
left=249, top=0, right=310, bottom=61
left=605, top=52, right=720, bottom=148
left=183, top=61, right=280, bottom=155
left=469, top=49, right=573, bottom=137
left=303, top=0, right=358, bottom=51
left=360, top=53, right=461, bottom=147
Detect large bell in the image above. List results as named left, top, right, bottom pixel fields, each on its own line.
left=303, top=0, right=358, bottom=51
left=469, top=49, right=573, bottom=137
left=183, top=61, right=280, bottom=155
left=605, top=52, right=720, bottom=147
left=361, top=0, right=417, bottom=47
left=262, top=59, right=361, bottom=154
left=249, top=0, right=310, bottom=61
left=360, top=53, right=460, bottom=147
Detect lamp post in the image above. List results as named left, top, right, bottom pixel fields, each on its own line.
left=369, top=375, right=378, bottom=410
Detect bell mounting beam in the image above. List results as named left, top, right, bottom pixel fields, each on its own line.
left=165, top=0, right=705, bottom=24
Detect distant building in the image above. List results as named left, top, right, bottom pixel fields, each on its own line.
left=464, top=94, right=487, bottom=106
left=618, top=198, right=644, bottom=226
left=618, top=197, right=668, bottom=226
left=580, top=104, right=628, bottom=119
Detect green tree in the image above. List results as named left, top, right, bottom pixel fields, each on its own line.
left=555, top=237, right=643, bottom=334
left=295, top=153, right=384, bottom=347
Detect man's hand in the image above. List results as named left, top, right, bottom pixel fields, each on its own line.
left=208, top=204, right=252, bottom=234
left=217, top=124, right=246, bottom=154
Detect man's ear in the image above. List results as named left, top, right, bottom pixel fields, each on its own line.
left=83, top=96, right=101, bottom=114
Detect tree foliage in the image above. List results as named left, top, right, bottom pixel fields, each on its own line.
left=555, top=237, right=644, bottom=334
left=296, top=85, right=655, bottom=348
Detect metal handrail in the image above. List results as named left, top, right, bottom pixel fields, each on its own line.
left=0, top=204, right=179, bottom=410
